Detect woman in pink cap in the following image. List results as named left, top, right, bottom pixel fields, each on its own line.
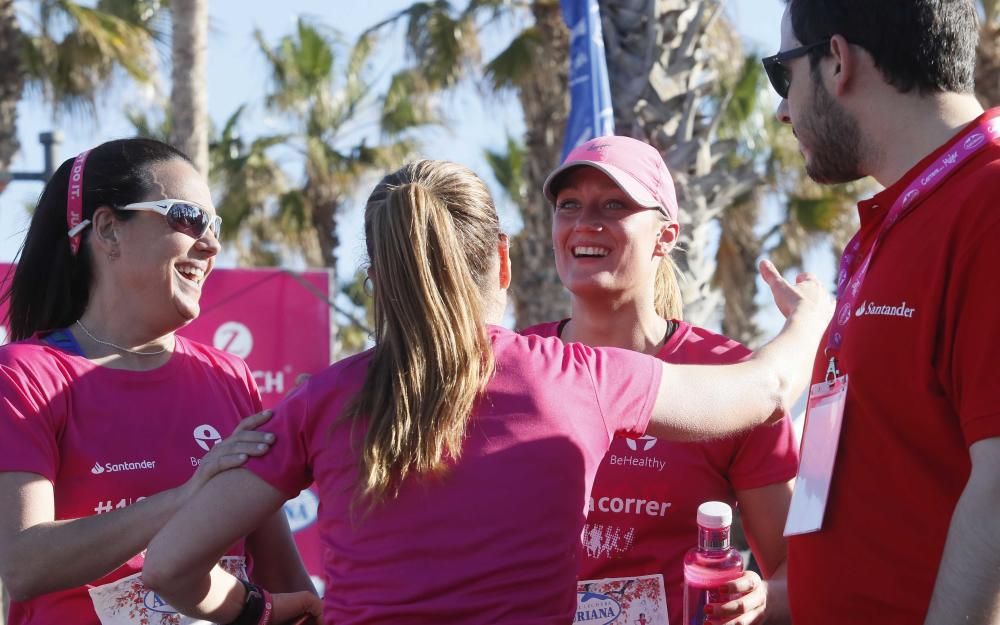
left=142, top=159, right=828, bottom=624
left=0, top=138, right=318, bottom=625
left=523, top=135, right=795, bottom=625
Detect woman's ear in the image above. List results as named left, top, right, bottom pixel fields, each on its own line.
left=497, top=233, right=512, bottom=290
left=89, top=206, right=120, bottom=256
left=655, top=221, right=680, bottom=257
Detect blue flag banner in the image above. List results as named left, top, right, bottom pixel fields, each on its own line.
left=560, top=0, right=615, bottom=159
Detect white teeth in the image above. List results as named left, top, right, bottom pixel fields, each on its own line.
left=176, top=265, right=205, bottom=284
left=573, top=246, right=610, bottom=257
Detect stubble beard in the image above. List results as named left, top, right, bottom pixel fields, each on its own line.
left=802, top=74, right=868, bottom=185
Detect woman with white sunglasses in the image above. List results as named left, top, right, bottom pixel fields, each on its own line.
left=0, top=138, right=318, bottom=625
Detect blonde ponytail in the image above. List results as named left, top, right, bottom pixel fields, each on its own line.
left=348, top=161, right=500, bottom=506
left=654, top=254, right=684, bottom=321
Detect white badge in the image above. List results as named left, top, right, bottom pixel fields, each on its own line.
left=576, top=574, right=669, bottom=624
left=784, top=376, right=849, bottom=536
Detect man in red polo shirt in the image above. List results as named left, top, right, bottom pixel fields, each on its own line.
left=761, top=1, right=1000, bottom=624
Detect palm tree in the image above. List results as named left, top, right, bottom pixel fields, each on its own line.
left=0, top=0, right=20, bottom=176
left=170, top=0, right=208, bottom=174
left=253, top=19, right=432, bottom=354
left=255, top=20, right=427, bottom=276
left=0, top=0, right=158, bottom=174
left=366, top=0, right=572, bottom=328
left=597, top=0, right=759, bottom=327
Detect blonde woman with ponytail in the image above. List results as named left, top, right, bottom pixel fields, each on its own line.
left=524, top=136, right=796, bottom=625
left=143, top=159, right=831, bottom=624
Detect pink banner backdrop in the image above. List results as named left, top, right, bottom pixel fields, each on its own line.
left=175, top=267, right=334, bottom=408
left=0, top=264, right=332, bottom=593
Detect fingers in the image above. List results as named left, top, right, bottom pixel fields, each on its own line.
left=723, top=570, right=762, bottom=595
left=199, top=432, right=275, bottom=472
left=212, top=440, right=273, bottom=458
left=219, top=428, right=276, bottom=449
left=705, top=572, right=767, bottom=625
left=233, top=409, right=273, bottom=433
left=207, top=451, right=252, bottom=472
left=758, top=259, right=784, bottom=288
left=272, top=591, right=323, bottom=624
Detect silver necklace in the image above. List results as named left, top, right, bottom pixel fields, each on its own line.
left=75, top=320, right=170, bottom=356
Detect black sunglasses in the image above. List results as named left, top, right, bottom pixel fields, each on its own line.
left=761, top=39, right=832, bottom=99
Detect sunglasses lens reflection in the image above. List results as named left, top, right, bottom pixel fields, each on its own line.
left=166, top=203, right=211, bottom=238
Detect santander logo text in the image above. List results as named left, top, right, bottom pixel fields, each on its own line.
left=855, top=300, right=916, bottom=319
left=91, top=459, right=157, bottom=475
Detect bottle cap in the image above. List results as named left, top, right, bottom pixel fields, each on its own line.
left=697, top=501, right=733, bottom=529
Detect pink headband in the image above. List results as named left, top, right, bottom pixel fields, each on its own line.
left=66, top=149, right=92, bottom=255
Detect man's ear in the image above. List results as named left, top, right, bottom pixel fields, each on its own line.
left=828, top=34, right=858, bottom=97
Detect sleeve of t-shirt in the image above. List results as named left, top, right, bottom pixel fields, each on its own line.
left=727, top=416, right=800, bottom=491
left=243, top=382, right=314, bottom=498
left=0, top=361, right=65, bottom=481
left=576, top=342, right=662, bottom=441
left=944, top=201, right=1000, bottom=445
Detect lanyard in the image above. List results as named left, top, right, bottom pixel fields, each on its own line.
left=825, top=115, right=1000, bottom=381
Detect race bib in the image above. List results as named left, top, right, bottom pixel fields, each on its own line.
left=576, top=574, right=668, bottom=625
left=88, top=556, right=247, bottom=625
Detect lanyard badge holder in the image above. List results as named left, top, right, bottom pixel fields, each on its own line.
left=784, top=115, right=1000, bottom=537
left=783, top=361, right=848, bottom=536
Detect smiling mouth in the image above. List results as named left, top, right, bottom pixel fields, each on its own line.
left=572, top=246, right=610, bottom=258
left=174, top=264, right=206, bottom=287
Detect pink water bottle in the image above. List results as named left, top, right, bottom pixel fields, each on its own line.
left=682, top=501, right=744, bottom=625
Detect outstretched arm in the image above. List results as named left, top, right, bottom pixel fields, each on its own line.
left=647, top=261, right=830, bottom=441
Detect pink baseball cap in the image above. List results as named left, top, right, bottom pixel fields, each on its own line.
left=543, top=135, right=679, bottom=222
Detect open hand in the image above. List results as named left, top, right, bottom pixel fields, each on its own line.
left=759, top=259, right=833, bottom=324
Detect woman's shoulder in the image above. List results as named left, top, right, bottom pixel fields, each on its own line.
left=659, top=322, right=752, bottom=365
left=174, top=335, right=252, bottom=373
left=0, top=338, right=81, bottom=399
left=296, top=348, right=374, bottom=399
left=517, top=320, right=564, bottom=339
left=0, top=337, right=77, bottom=370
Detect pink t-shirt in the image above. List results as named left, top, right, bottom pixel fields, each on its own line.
left=245, top=325, right=662, bottom=624
left=0, top=335, right=262, bottom=625
left=523, top=321, right=799, bottom=625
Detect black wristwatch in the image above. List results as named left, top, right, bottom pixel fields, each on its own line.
left=226, top=579, right=271, bottom=625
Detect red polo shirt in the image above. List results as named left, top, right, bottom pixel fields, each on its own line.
left=787, top=108, right=1000, bottom=624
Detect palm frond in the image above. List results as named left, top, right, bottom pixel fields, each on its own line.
left=483, top=134, right=526, bottom=204
left=381, top=69, right=439, bottom=133
left=484, top=25, right=540, bottom=91
left=21, top=0, right=158, bottom=113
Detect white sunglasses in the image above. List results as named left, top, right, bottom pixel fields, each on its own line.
left=119, top=199, right=222, bottom=239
